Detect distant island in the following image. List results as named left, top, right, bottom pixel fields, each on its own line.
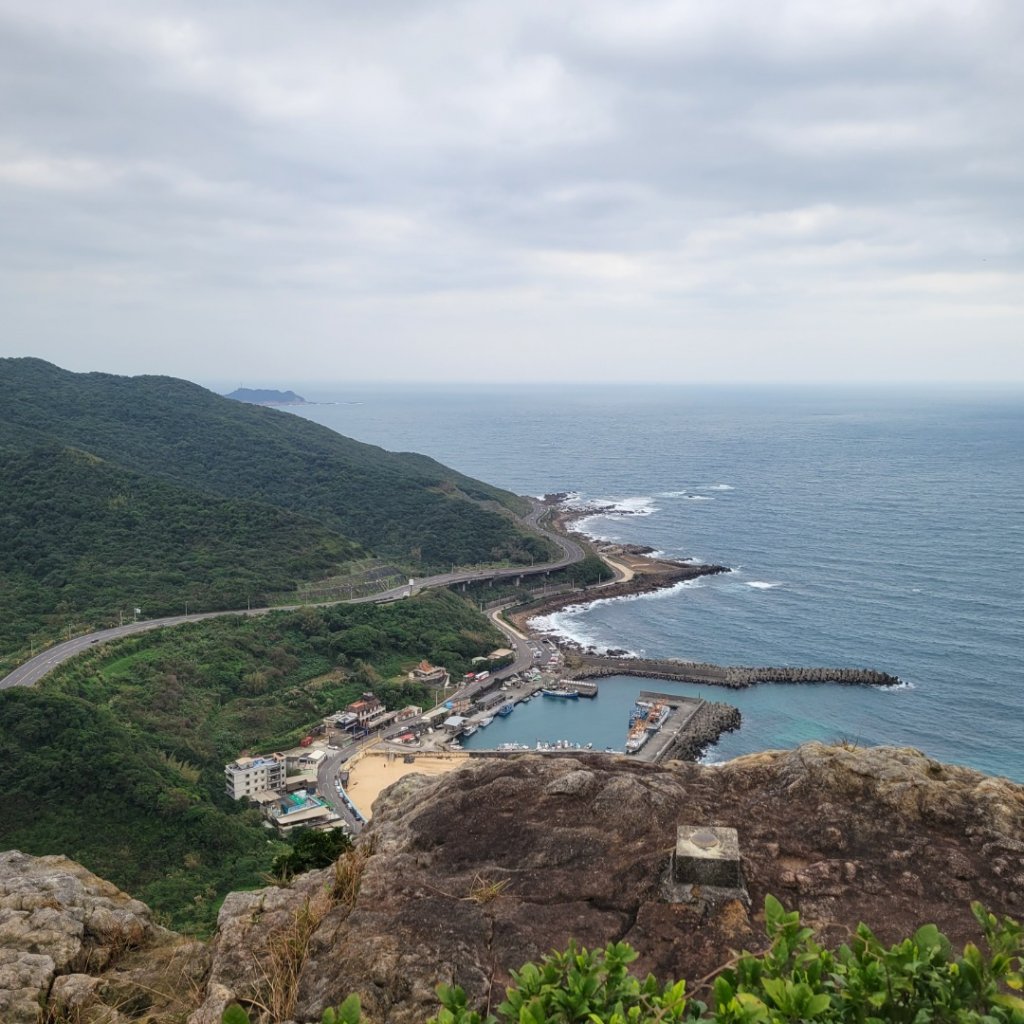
left=225, top=387, right=308, bottom=406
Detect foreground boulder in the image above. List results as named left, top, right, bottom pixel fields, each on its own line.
left=0, top=850, right=206, bottom=1024
left=196, top=743, right=1024, bottom=1023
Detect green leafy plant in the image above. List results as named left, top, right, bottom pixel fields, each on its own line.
left=221, top=993, right=361, bottom=1024
left=222, top=898, right=1024, bottom=1024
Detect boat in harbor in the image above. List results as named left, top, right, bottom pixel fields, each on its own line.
left=565, top=680, right=599, bottom=698
left=497, top=702, right=514, bottom=717
left=645, top=703, right=671, bottom=732
left=625, top=698, right=672, bottom=753
left=541, top=687, right=579, bottom=700
left=462, top=723, right=478, bottom=737
left=479, top=716, right=494, bottom=728
left=625, top=721, right=651, bottom=754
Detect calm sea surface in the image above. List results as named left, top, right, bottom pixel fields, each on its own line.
left=285, top=385, right=1024, bottom=781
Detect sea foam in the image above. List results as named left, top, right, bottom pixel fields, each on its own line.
left=529, top=577, right=707, bottom=636
left=659, top=490, right=713, bottom=500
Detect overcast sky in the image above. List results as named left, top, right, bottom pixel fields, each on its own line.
left=1, top=1, right=1022, bottom=384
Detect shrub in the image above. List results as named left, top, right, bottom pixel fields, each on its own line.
left=222, top=897, right=1024, bottom=1024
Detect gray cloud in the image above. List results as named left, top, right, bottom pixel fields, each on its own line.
left=0, top=0, right=1021, bottom=382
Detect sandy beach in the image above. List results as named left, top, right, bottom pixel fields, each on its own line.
left=345, top=750, right=469, bottom=819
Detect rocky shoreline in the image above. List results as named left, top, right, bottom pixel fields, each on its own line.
left=507, top=560, right=730, bottom=637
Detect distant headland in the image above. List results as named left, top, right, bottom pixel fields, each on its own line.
left=224, top=387, right=308, bottom=406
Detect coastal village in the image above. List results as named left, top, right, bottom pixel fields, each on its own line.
left=218, top=508, right=899, bottom=837
left=222, top=631, right=736, bottom=834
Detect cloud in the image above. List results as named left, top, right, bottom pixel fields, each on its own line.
left=0, top=0, right=1021, bottom=381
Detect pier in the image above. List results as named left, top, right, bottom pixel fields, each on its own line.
left=626, top=691, right=741, bottom=764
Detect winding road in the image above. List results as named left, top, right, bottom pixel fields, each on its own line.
left=0, top=500, right=584, bottom=691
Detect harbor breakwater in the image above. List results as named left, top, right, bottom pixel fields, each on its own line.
left=659, top=700, right=743, bottom=761
left=566, top=655, right=901, bottom=689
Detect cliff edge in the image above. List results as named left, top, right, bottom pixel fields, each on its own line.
left=3, top=743, right=1022, bottom=1024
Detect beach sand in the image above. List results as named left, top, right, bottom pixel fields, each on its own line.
left=345, top=750, right=469, bottom=819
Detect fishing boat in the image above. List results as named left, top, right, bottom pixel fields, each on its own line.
left=645, top=703, right=671, bottom=732
left=497, top=702, right=514, bottom=717
left=625, top=721, right=651, bottom=754
left=541, top=687, right=579, bottom=700
left=462, top=724, right=478, bottom=737
left=479, top=716, right=494, bottom=728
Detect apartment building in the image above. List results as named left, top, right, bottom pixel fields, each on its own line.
left=224, top=755, right=286, bottom=800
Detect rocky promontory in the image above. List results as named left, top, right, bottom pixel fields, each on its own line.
left=508, top=562, right=731, bottom=637
left=4, top=744, right=1022, bottom=1024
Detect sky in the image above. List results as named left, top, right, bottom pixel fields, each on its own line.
left=1, top=1, right=1022, bottom=384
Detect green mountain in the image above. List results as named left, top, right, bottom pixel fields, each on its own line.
left=0, top=358, right=552, bottom=664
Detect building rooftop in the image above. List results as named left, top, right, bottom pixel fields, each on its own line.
left=226, top=756, right=281, bottom=772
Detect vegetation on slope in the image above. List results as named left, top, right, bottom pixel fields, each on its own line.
left=0, top=357, right=555, bottom=662
left=0, top=357, right=551, bottom=563
left=0, top=591, right=503, bottom=933
left=0, top=444, right=358, bottom=670
left=0, top=688, right=275, bottom=936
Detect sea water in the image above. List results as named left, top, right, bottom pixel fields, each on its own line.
left=285, top=385, right=1024, bottom=781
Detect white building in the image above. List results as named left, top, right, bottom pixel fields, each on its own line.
left=224, top=755, right=286, bottom=800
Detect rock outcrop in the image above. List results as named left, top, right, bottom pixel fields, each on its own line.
left=0, top=851, right=207, bottom=1024
left=4, top=744, right=1023, bottom=1024
left=201, top=744, right=1024, bottom=1024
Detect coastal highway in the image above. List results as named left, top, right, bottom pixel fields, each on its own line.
left=0, top=500, right=584, bottom=691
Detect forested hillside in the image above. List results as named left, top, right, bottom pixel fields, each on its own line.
left=0, top=592, right=502, bottom=933
left=0, top=358, right=552, bottom=663
left=0, top=444, right=358, bottom=663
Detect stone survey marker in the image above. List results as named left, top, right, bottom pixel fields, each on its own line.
left=670, top=825, right=747, bottom=899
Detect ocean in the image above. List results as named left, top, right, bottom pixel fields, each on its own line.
left=285, top=384, right=1024, bottom=781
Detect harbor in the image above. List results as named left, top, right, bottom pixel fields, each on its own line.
left=455, top=671, right=739, bottom=763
